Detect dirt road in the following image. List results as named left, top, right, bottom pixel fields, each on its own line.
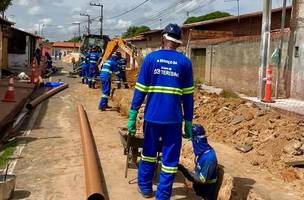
left=11, top=63, right=199, bottom=200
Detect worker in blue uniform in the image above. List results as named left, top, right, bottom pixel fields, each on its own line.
left=178, top=124, right=218, bottom=200
left=88, top=46, right=101, bottom=88
left=127, top=23, right=194, bottom=199
left=117, top=57, right=129, bottom=89
left=98, top=52, right=121, bottom=111
left=81, top=50, right=90, bottom=84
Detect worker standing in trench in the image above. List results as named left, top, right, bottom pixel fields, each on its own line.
left=178, top=124, right=218, bottom=200
left=127, top=23, right=194, bottom=199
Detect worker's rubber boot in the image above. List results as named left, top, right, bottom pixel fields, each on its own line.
left=137, top=187, right=153, bottom=198
left=92, top=81, right=96, bottom=89
left=81, top=78, right=85, bottom=84
left=88, top=81, right=92, bottom=88
left=124, top=83, right=129, bottom=89
left=117, top=83, right=121, bottom=89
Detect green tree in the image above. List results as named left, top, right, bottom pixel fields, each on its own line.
left=66, top=36, right=81, bottom=42
left=184, top=11, right=231, bottom=24
left=0, top=0, right=12, bottom=17
left=122, top=26, right=150, bottom=38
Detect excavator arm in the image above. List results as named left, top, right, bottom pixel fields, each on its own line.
left=98, top=38, right=140, bottom=69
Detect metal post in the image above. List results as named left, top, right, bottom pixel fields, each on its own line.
left=275, top=0, right=287, bottom=99
left=80, top=13, right=91, bottom=35
left=90, top=2, right=104, bottom=36
left=258, top=0, right=272, bottom=100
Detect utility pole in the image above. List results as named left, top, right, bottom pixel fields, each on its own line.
left=80, top=13, right=91, bottom=35
left=288, top=0, right=304, bottom=98
left=90, top=2, right=103, bottom=36
left=225, top=0, right=240, bottom=23
left=274, top=0, right=287, bottom=99
left=159, top=19, right=162, bottom=29
left=258, top=0, right=272, bottom=100
left=73, top=22, right=81, bottom=38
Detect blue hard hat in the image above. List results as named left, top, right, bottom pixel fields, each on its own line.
left=192, top=124, right=206, bottom=138
left=191, top=124, right=210, bottom=156
left=162, top=23, right=182, bottom=43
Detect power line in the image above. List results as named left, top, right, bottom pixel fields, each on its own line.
left=106, top=0, right=152, bottom=19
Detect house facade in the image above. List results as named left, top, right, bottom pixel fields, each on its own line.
left=127, top=7, right=302, bottom=99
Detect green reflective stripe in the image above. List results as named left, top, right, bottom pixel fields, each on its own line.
left=206, top=178, right=217, bottom=184
left=101, top=68, right=112, bottom=73
left=135, top=82, right=148, bottom=91
left=141, top=153, right=157, bottom=163
left=161, top=165, right=178, bottom=174
left=135, top=82, right=183, bottom=95
left=135, top=85, right=147, bottom=92
left=182, top=86, right=194, bottom=94
left=199, top=174, right=206, bottom=183
left=102, top=94, right=109, bottom=98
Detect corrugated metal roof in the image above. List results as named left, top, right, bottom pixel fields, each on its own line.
left=52, top=42, right=81, bottom=48
left=10, top=26, right=43, bottom=38
left=0, top=16, right=14, bottom=25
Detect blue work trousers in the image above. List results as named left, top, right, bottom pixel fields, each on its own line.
left=138, top=121, right=182, bottom=200
left=88, top=63, right=98, bottom=83
left=98, top=76, right=111, bottom=109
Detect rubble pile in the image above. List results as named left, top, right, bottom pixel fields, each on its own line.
left=113, top=89, right=304, bottom=184
left=192, top=91, right=304, bottom=182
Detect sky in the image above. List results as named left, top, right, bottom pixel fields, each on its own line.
left=5, top=0, right=292, bottom=41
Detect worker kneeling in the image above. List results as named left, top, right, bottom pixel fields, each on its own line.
left=98, top=53, right=121, bottom=111
left=179, top=124, right=218, bottom=200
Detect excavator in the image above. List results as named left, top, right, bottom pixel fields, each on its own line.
left=98, top=37, right=141, bottom=69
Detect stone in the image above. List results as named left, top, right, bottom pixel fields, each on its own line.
left=251, top=160, right=260, bottom=166
left=231, top=115, right=244, bottom=125
left=236, top=144, right=253, bottom=153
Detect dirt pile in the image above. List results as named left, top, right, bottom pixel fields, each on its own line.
left=192, top=91, right=304, bottom=183
left=111, top=88, right=304, bottom=198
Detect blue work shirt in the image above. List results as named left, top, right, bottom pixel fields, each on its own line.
left=100, top=58, right=120, bottom=79
left=89, top=51, right=100, bottom=65
left=131, top=49, right=194, bottom=124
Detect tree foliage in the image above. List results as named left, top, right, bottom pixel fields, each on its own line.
left=122, top=26, right=150, bottom=38
left=0, top=0, right=12, bottom=16
left=184, top=11, right=231, bottom=24
left=66, top=36, right=81, bottom=42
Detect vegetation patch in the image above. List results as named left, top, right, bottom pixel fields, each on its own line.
left=0, top=141, right=17, bottom=168
left=184, top=11, right=231, bottom=24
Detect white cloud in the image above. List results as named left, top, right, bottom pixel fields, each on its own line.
left=28, top=5, right=41, bottom=15
left=17, top=0, right=30, bottom=6
left=38, top=18, right=52, bottom=24
left=115, top=19, right=132, bottom=29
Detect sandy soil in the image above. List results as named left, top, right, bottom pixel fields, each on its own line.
left=11, top=63, right=199, bottom=200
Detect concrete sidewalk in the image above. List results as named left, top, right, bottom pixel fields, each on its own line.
left=199, top=84, right=304, bottom=117
left=0, top=78, right=36, bottom=133
left=243, top=97, right=304, bottom=117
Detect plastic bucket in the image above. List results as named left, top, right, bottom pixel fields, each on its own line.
left=0, top=174, right=16, bottom=200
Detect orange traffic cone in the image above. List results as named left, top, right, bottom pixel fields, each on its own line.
left=2, top=77, right=16, bottom=102
left=263, top=64, right=275, bottom=103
